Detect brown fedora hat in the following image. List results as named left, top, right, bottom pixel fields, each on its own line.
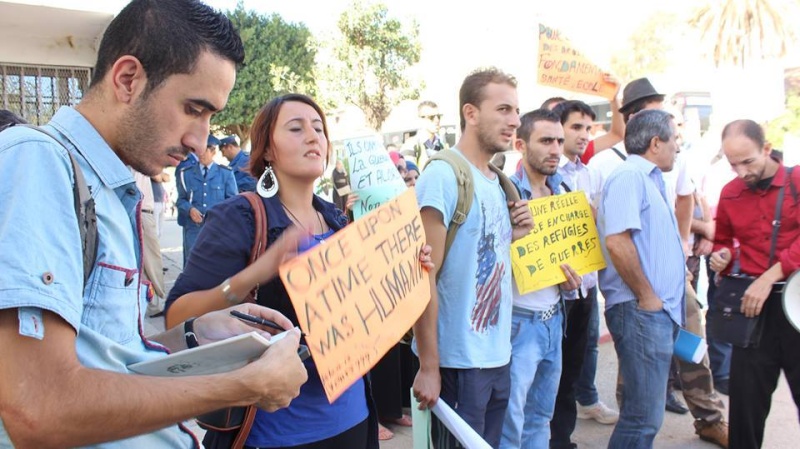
left=620, top=78, right=665, bottom=113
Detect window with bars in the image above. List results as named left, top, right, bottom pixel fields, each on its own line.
left=1, top=64, right=91, bottom=125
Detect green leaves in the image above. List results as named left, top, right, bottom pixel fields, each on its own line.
left=213, top=2, right=317, bottom=145
left=324, top=0, right=423, bottom=131
left=689, top=0, right=797, bottom=67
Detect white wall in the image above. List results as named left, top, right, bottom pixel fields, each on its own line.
left=0, top=1, right=113, bottom=68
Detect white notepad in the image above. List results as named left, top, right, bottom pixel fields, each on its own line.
left=128, top=330, right=290, bottom=377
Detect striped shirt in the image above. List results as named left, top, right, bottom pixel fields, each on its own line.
left=558, top=155, right=600, bottom=295
left=598, top=155, right=685, bottom=325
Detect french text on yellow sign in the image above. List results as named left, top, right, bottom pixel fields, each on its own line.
left=279, top=189, right=430, bottom=402
left=537, top=23, right=616, bottom=100
left=511, top=191, right=606, bottom=294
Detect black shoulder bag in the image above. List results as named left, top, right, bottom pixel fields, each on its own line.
left=196, top=192, right=266, bottom=449
left=707, top=168, right=793, bottom=348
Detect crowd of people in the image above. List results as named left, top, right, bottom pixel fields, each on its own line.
left=0, top=1, right=798, bottom=449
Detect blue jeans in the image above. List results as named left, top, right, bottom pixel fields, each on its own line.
left=500, top=306, right=563, bottom=449
left=605, top=301, right=677, bottom=449
left=575, top=289, right=600, bottom=406
left=433, top=364, right=511, bottom=449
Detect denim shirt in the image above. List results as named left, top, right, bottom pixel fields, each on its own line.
left=510, top=164, right=579, bottom=303
left=0, top=107, right=197, bottom=447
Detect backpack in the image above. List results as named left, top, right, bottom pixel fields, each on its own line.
left=15, top=125, right=98, bottom=289
left=424, top=149, right=520, bottom=276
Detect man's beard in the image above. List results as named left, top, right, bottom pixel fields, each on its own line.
left=478, top=127, right=511, bottom=155
left=118, top=100, right=188, bottom=176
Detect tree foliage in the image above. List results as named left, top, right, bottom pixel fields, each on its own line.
left=610, top=13, right=682, bottom=82
left=766, top=92, right=800, bottom=148
left=689, top=0, right=797, bottom=67
left=212, top=2, right=317, bottom=145
left=326, top=1, right=423, bottom=131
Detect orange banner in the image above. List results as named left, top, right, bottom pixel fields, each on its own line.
left=537, top=23, right=616, bottom=100
left=279, top=189, right=430, bottom=402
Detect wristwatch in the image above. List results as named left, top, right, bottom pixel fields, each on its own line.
left=184, top=317, right=199, bottom=348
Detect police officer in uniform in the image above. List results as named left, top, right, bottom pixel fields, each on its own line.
left=175, top=145, right=199, bottom=231
left=177, top=135, right=237, bottom=266
left=219, top=135, right=256, bottom=192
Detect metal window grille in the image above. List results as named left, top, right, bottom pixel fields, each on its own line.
left=1, top=64, right=90, bottom=125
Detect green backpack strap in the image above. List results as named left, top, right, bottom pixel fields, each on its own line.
left=424, top=149, right=474, bottom=277
left=489, top=162, right=521, bottom=203
left=423, top=151, right=520, bottom=279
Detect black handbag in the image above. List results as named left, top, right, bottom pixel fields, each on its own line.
left=196, top=192, right=266, bottom=449
left=707, top=168, right=792, bottom=348
left=707, top=275, right=766, bottom=347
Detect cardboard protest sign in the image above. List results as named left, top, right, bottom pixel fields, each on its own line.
left=353, top=184, right=406, bottom=218
left=279, top=189, right=430, bottom=402
left=510, top=192, right=606, bottom=294
left=537, top=23, right=616, bottom=100
left=344, top=135, right=407, bottom=219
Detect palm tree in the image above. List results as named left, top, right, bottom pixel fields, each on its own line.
left=689, top=0, right=796, bottom=67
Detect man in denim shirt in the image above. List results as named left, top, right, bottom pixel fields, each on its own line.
left=500, top=109, right=580, bottom=449
left=0, top=1, right=308, bottom=447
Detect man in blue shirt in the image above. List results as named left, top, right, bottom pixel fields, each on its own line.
left=177, top=135, right=238, bottom=266
left=0, top=1, right=307, bottom=447
left=219, top=135, right=256, bottom=192
left=413, top=67, right=533, bottom=449
left=598, top=109, right=685, bottom=448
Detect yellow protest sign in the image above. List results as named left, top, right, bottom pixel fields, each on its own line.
left=279, top=189, right=430, bottom=402
left=537, top=23, right=617, bottom=100
left=510, top=192, right=606, bottom=294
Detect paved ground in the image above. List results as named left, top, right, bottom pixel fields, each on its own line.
left=147, top=216, right=799, bottom=448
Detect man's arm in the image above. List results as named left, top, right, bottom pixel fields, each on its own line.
left=236, top=171, right=256, bottom=193
left=691, top=218, right=714, bottom=240
left=0, top=308, right=307, bottom=448
left=175, top=169, right=191, bottom=215
left=590, top=94, right=624, bottom=153
left=710, top=196, right=735, bottom=274
left=224, top=170, right=238, bottom=198
left=412, top=206, right=445, bottom=409
left=675, top=193, right=694, bottom=254
left=605, top=231, right=662, bottom=311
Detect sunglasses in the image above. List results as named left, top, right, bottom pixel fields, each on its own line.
left=420, top=113, right=442, bottom=121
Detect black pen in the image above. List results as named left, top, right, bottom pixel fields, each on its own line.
left=230, top=310, right=306, bottom=337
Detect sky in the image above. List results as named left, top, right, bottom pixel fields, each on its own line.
left=34, top=0, right=798, bottom=126
left=196, top=0, right=711, bottom=122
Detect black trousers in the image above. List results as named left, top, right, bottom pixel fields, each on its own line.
left=729, top=291, right=800, bottom=449
left=370, top=343, right=417, bottom=419
left=550, top=287, right=596, bottom=448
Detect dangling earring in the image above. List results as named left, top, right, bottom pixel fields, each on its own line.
left=257, top=163, right=279, bottom=198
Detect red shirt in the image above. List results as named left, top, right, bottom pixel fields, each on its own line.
left=713, top=162, right=800, bottom=278
left=580, top=141, right=595, bottom=164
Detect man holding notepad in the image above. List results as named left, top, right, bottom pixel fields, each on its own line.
left=0, top=2, right=308, bottom=447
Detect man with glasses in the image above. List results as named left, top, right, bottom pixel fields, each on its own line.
left=402, top=100, right=449, bottom=167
